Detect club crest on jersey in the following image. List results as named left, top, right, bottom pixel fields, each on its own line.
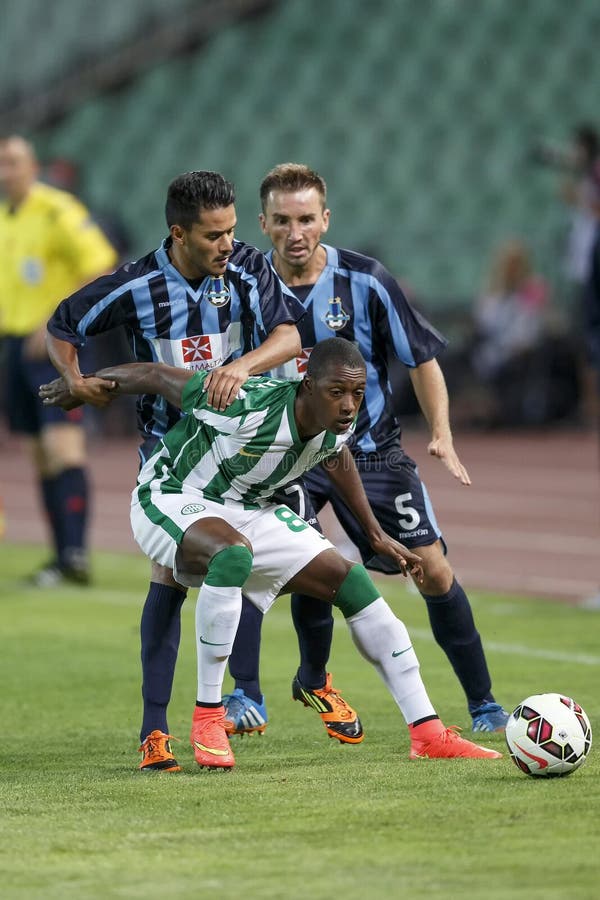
left=207, top=276, right=231, bottom=307
left=323, top=297, right=350, bottom=331
left=181, top=503, right=206, bottom=515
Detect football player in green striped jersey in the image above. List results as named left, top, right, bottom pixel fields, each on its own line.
left=40, top=338, right=503, bottom=769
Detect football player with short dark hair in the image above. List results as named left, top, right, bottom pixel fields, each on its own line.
left=45, top=170, right=313, bottom=771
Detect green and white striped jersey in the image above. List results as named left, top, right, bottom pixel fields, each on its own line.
left=136, top=373, right=353, bottom=510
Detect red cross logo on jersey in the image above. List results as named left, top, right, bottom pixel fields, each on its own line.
left=182, top=335, right=212, bottom=363
left=296, top=347, right=313, bottom=374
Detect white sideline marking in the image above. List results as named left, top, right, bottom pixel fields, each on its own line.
left=409, top=628, right=600, bottom=666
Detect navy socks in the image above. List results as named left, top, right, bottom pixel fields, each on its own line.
left=140, top=582, right=186, bottom=741
left=229, top=594, right=335, bottom=697
left=40, top=467, right=88, bottom=567
left=228, top=595, right=264, bottom=703
left=40, top=476, right=60, bottom=558
left=290, top=593, right=335, bottom=690
left=421, top=577, right=494, bottom=709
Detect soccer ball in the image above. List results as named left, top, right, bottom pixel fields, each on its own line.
left=505, top=693, right=592, bottom=777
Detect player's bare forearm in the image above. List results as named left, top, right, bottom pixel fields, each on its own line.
left=40, top=372, right=122, bottom=408
left=242, top=323, right=301, bottom=374
left=204, top=323, right=301, bottom=410
left=408, top=359, right=471, bottom=485
left=90, top=363, right=194, bottom=408
left=45, top=332, right=116, bottom=406
left=40, top=362, right=193, bottom=410
left=322, top=446, right=381, bottom=537
left=47, top=332, right=82, bottom=381
left=408, top=359, right=452, bottom=438
left=323, top=446, right=423, bottom=578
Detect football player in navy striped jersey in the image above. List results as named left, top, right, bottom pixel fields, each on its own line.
left=224, top=163, right=509, bottom=737
left=43, top=171, right=317, bottom=771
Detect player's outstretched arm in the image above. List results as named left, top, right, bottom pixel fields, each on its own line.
left=41, top=363, right=195, bottom=410
left=408, top=358, right=471, bottom=486
left=322, top=446, right=423, bottom=580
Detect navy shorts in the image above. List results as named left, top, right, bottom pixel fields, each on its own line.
left=4, top=336, right=84, bottom=435
left=277, top=449, right=445, bottom=576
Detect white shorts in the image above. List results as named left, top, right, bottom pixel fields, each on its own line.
left=130, top=491, right=334, bottom=612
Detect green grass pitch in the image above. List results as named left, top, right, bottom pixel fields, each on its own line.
left=1, top=544, right=598, bottom=899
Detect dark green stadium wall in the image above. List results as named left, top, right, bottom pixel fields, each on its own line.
left=25, top=0, right=600, bottom=310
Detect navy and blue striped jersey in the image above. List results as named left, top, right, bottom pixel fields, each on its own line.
left=48, top=238, right=305, bottom=440
left=268, top=244, right=448, bottom=454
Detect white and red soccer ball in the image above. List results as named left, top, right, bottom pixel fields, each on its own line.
left=505, top=693, right=592, bottom=777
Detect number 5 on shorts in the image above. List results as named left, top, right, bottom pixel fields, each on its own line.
left=394, top=492, right=420, bottom=530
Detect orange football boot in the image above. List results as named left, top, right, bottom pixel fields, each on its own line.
left=292, top=672, right=364, bottom=744
left=138, top=730, right=181, bottom=772
left=190, top=705, right=235, bottom=769
left=410, top=721, right=502, bottom=760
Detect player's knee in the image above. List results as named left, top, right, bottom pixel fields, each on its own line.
left=418, top=548, right=453, bottom=594
left=151, top=561, right=186, bottom=590
left=332, top=564, right=382, bottom=618
left=420, top=562, right=454, bottom=595
left=205, top=543, right=254, bottom=588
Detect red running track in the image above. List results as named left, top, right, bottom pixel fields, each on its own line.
left=1, top=428, right=599, bottom=604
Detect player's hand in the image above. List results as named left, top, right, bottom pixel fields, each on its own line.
left=39, top=374, right=118, bottom=409
left=427, top=435, right=471, bottom=485
left=204, top=359, right=251, bottom=410
left=39, top=375, right=83, bottom=410
left=368, top=533, right=424, bottom=582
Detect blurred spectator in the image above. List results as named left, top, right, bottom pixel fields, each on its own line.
left=562, top=124, right=600, bottom=293
left=585, top=223, right=600, bottom=381
left=532, top=125, right=600, bottom=426
left=560, top=124, right=600, bottom=423
left=0, top=135, right=118, bottom=585
left=470, top=238, right=578, bottom=428
left=581, top=223, right=600, bottom=608
left=473, top=238, right=548, bottom=378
